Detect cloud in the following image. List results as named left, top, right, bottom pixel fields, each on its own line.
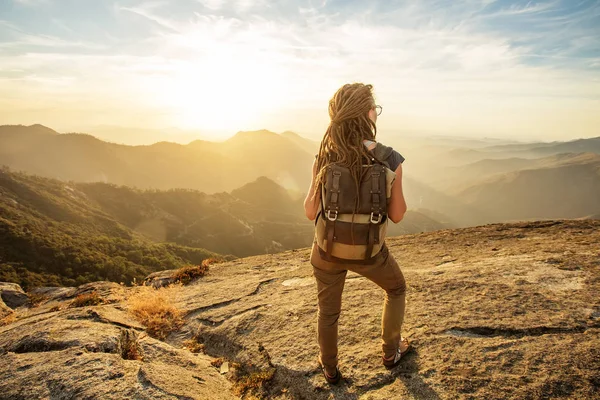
left=0, top=19, right=105, bottom=53
left=119, top=4, right=182, bottom=33
left=0, top=0, right=598, bottom=139
left=197, top=0, right=227, bottom=10
left=492, top=0, right=560, bottom=16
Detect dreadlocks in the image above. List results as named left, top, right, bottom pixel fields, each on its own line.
left=312, top=83, right=378, bottom=204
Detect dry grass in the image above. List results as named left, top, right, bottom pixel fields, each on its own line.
left=127, top=285, right=183, bottom=340
left=172, top=264, right=208, bottom=285
left=172, top=257, right=222, bottom=285
left=211, top=354, right=276, bottom=399
left=231, top=368, right=276, bottom=398
left=201, top=257, right=224, bottom=267
left=228, top=344, right=277, bottom=398
left=69, top=291, right=103, bottom=308
left=118, top=329, right=144, bottom=361
left=182, top=338, right=205, bottom=354
left=27, top=293, right=49, bottom=307
left=211, top=357, right=225, bottom=368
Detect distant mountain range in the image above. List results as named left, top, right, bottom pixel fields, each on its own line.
left=0, top=124, right=319, bottom=193
left=480, top=137, right=600, bottom=155
left=398, top=135, right=600, bottom=224
left=85, top=125, right=206, bottom=146
left=456, top=152, right=600, bottom=222
left=426, top=152, right=599, bottom=193
left=407, top=136, right=600, bottom=179
left=1, top=124, right=598, bottom=231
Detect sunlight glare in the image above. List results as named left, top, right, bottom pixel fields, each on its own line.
left=159, top=54, right=285, bottom=133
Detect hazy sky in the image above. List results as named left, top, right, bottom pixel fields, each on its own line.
left=1, top=0, right=599, bottom=141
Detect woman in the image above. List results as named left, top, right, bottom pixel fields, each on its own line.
left=303, top=83, right=410, bottom=384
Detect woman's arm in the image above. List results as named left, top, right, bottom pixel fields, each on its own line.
left=387, top=163, right=407, bottom=223
left=303, top=157, right=320, bottom=220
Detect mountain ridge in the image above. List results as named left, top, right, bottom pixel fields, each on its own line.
left=0, top=167, right=221, bottom=289
left=0, top=168, right=453, bottom=288
left=0, top=124, right=315, bottom=193
left=3, top=124, right=599, bottom=230
left=456, top=157, right=600, bottom=222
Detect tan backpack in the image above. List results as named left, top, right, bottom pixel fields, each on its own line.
left=314, top=143, right=396, bottom=263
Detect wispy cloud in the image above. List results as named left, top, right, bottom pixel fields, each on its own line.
left=0, top=0, right=598, bottom=140
left=119, top=4, right=181, bottom=33
left=197, top=0, right=227, bottom=11
left=493, top=0, right=560, bottom=16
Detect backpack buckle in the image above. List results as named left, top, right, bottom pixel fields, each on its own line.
left=326, top=210, right=338, bottom=221
left=370, top=212, right=382, bottom=224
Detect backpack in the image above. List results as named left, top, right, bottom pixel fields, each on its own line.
left=314, top=143, right=397, bottom=264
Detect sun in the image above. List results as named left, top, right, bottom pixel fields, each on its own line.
left=158, top=55, right=285, bottom=133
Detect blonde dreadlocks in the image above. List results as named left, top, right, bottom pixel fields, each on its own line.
left=312, top=83, right=379, bottom=203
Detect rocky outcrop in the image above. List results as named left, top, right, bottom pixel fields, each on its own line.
left=0, top=282, right=28, bottom=308
left=1, top=219, right=599, bottom=399
left=0, top=286, right=236, bottom=399
left=29, top=286, right=77, bottom=302
left=144, top=270, right=177, bottom=289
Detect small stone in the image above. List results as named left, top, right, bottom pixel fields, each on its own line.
left=220, top=362, right=229, bottom=374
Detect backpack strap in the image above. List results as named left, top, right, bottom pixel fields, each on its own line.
left=324, top=169, right=342, bottom=260
left=330, top=170, right=341, bottom=213
left=371, top=168, right=382, bottom=217
left=365, top=166, right=384, bottom=260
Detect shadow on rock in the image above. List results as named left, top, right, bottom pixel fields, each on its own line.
left=353, top=348, right=441, bottom=399
left=187, top=329, right=440, bottom=399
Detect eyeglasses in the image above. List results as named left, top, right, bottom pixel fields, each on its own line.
left=375, top=105, right=382, bottom=116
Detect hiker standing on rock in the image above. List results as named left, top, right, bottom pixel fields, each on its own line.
left=303, top=83, right=411, bottom=384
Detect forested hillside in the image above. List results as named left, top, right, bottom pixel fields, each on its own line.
left=0, top=168, right=220, bottom=289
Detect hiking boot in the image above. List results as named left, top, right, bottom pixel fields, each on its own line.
left=320, top=364, right=342, bottom=385
left=382, top=337, right=411, bottom=369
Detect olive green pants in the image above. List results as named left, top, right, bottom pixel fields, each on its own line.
left=311, top=242, right=407, bottom=372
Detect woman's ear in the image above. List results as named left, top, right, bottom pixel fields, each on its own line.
left=368, top=107, right=377, bottom=124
